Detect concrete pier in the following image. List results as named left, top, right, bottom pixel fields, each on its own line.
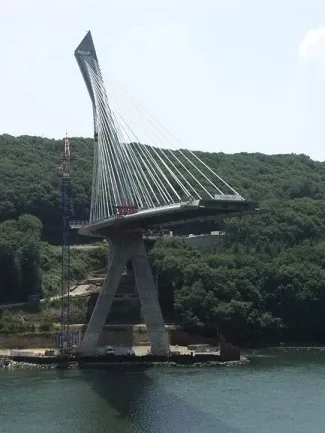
left=79, top=231, right=170, bottom=356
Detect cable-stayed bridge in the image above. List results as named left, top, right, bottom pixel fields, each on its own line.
left=74, top=31, right=257, bottom=356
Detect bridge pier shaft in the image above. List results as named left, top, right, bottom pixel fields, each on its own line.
left=79, top=230, right=170, bottom=356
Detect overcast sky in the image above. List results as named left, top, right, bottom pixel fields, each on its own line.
left=2, top=0, right=325, bottom=160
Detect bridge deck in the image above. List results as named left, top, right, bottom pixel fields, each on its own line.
left=79, top=198, right=258, bottom=237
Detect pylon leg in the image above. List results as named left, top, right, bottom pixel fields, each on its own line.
left=132, top=239, right=170, bottom=356
left=79, top=235, right=133, bottom=355
left=79, top=231, right=170, bottom=356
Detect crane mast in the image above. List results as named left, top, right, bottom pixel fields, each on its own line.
left=57, top=134, right=71, bottom=353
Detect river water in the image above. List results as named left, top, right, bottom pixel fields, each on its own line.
left=1, top=349, right=325, bottom=433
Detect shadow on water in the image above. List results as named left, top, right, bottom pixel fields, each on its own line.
left=80, top=367, right=244, bottom=433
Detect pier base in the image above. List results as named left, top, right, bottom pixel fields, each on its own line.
left=79, top=230, right=170, bottom=356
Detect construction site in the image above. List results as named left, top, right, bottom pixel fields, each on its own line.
left=0, top=31, right=257, bottom=367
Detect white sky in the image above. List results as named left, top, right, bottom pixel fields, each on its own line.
left=2, top=0, right=325, bottom=160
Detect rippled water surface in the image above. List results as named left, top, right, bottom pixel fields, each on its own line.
left=1, top=350, right=325, bottom=433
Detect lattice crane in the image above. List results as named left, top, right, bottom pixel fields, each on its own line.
left=57, top=134, right=71, bottom=353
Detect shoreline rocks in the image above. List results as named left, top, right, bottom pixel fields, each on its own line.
left=0, top=357, right=10, bottom=368
left=0, top=355, right=249, bottom=370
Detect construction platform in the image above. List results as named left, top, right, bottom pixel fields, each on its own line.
left=2, top=343, right=242, bottom=368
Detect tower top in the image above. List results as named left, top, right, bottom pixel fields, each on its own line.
left=74, top=31, right=99, bottom=109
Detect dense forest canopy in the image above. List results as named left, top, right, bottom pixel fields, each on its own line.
left=1, top=133, right=325, bottom=238
left=0, top=134, right=92, bottom=242
left=1, top=133, right=325, bottom=344
left=0, top=214, right=42, bottom=303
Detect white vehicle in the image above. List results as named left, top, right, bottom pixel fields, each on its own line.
left=104, top=345, right=115, bottom=356
left=95, top=345, right=115, bottom=356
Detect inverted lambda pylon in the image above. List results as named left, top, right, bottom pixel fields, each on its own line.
left=75, top=32, right=170, bottom=356
left=79, top=231, right=170, bottom=356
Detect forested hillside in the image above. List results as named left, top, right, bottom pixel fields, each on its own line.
left=1, top=134, right=325, bottom=345
left=0, top=134, right=92, bottom=242
left=1, top=134, right=325, bottom=239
